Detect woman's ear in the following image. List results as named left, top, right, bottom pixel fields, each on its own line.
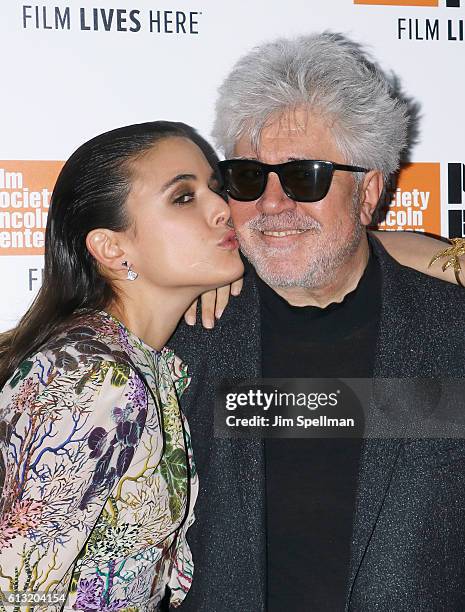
left=359, top=170, right=384, bottom=226
left=86, top=229, right=126, bottom=272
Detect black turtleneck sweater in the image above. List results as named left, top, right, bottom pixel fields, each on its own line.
left=258, top=250, right=382, bottom=612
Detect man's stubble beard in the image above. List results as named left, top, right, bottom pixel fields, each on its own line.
left=236, top=192, right=364, bottom=289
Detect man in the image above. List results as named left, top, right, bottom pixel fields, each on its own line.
left=171, top=33, right=465, bottom=611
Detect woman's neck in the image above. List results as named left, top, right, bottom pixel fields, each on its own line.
left=107, top=285, right=199, bottom=351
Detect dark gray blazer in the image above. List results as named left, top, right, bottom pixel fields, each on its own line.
left=170, top=235, right=465, bottom=612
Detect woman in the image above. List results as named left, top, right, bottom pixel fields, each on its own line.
left=0, top=121, right=243, bottom=611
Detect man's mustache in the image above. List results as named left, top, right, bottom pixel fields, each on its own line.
left=245, top=211, right=322, bottom=232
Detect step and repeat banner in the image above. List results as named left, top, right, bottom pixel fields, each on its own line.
left=0, top=0, right=464, bottom=330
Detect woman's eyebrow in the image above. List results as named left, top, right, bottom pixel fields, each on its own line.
left=161, top=173, right=196, bottom=192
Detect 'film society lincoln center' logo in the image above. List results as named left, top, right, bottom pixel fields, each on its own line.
left=0, top=161, right=62, bottom=255
left=372, top=162, right=441, bottom=234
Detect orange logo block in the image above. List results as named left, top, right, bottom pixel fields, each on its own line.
left=372, top=162, right=441, bottom=235
left=354, top=0, right=438, bottom=6
left=0, top=161, right=63, bottom=255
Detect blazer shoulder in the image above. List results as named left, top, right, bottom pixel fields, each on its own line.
left=371, top=235, right=465, bottom=349
left=372, top=232, right=465, bottom=300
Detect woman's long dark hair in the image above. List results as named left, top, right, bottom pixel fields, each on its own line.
left=0, top=121, right=220, bottom=389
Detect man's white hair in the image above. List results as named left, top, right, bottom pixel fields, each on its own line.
left=212, top=32, right=409, bottom=180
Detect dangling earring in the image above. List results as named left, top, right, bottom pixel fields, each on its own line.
left=122, top=260, right=138, bottom=281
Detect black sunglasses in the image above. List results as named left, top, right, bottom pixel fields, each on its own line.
left=217, top=159, right=369, bottom=203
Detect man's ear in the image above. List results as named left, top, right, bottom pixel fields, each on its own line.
left=359, top=170, right=384, bottom=226
left=86, top=229, right=126, bottom=273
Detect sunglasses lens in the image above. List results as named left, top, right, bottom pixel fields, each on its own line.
left=281, top=162, right=333, bottom=202
left=221, top=162, right=265, bottom=201
left=219, top=160, right=335, bottom=203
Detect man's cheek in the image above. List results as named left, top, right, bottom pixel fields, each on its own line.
left=229, top=203, right=253, bottom=228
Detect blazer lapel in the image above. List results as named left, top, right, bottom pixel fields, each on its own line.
left=231, top=265, right=267, bottom=602
left=347, top=235, right=424, bottom=606
left=347, top=438, right=402, bottom=607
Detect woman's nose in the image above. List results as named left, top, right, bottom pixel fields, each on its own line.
left=210, top=192, right=231, bottom=226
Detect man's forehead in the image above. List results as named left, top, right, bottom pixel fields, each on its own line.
left=233, top=108, right=339, bottom=161
left=263, top=107, right=328, bottom=136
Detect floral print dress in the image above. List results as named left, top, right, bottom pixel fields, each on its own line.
left=0, top=311, right=198, bottom=611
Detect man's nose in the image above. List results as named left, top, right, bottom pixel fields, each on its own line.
left=256, top=172, right=296, bottom=215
